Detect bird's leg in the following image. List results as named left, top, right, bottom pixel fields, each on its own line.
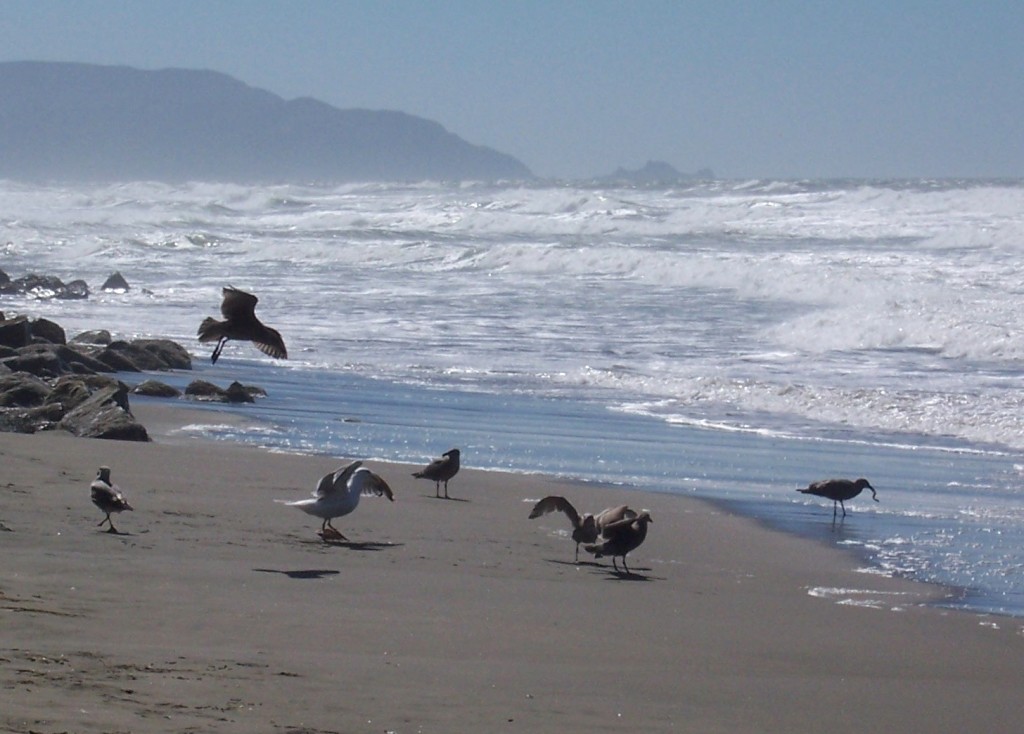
left=435, top=481, right=441, bottom=499
left=323, top=520, right=348, bottom=541
left=612, top=556, right=620, bottom=573
left=840, top=500, right=847, bottom=517
left=622, top=557, right=631, bottom=574
left=97, top=515, right=110, bottom=527
left=106, top=524, right=118, bottom=534
left=574, top=543, right=580, bottom=563
left=211, top=337, right=227, bottom=364
left=443, top=480, right=449, bottom=499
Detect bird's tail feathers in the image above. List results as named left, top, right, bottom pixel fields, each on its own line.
left=197, top=317, right=226, bottom=342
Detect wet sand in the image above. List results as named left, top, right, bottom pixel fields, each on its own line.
left=2, top=403, right=1023, bottom=733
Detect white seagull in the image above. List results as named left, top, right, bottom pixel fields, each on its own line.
left=90, top=466, right=133, bottom=533
left=276, top=460, right=394, bottom=541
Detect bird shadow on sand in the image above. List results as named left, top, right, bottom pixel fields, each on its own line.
left=97, top=528, right=133, bottom=537
left=253, top=568, right=340, bottom=580
left=424, top=495, right=470, bottom=503
left=544, top=558, right=659, bottom=581
left=311, top=538, right=403, bottom=552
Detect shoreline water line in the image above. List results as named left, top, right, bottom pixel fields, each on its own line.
left=137, top=358, right=1024, bottom=618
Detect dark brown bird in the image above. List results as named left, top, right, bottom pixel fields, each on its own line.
left=198, top=286, right=288, bottom=364
left=90, top=466, right=133, bottom=533
left=528, top=496, right=637, bottom=562
left=584, top=510, right=652, bottom=573
left=797, top=477, right=878, bottom=518
left=412, top=448, right=460, bottom=499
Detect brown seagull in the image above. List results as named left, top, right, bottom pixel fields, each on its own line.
left=797, top=477, right=878, bottom=519
left=412, top=448, right=461, bottom=499
left=529, top=496, right=637, bottom=562
left=583, top=510, right=653, bottom=574
left=198, top=286, right=288, bottom=364
left=90, top=466, right=133, bottom=533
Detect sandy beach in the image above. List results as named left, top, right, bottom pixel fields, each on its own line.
left=2, top=403, right=1023, bottom=734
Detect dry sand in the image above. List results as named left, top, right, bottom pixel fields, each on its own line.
left=2, top=403, right=1023, bottom=733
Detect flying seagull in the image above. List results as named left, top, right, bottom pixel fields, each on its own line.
left=90, top=466, right=133, bottom=533
left=198, top=286, right=288, bottom=364
left=528, top=496, right=637, bottom=562
left=276, top=460, right=394, bottom=541
left=584, top=511, right=653, bottom=574
left=412, top=448, right=461, bottom=499
left=797, top=477, right=878, bottom=519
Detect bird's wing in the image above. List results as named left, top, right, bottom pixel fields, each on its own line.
left=314, top=460, right=364, bottom=498
left=361, top=471, right=395, bottom=501
left=220, top=286, right=259, bottom=320
left=528, top=495, right=581, bottom=526
left=593, top=505, right=635, bottom=531
left=252, top=326, right=288, bottom=360
left=90, top=481, right=116, bottom=502
left=598, top=513, right=640, bottom=538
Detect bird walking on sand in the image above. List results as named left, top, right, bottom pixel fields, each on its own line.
left=276, top=460, right=394, bottom=541
left=584, top=511, right=653, bottom=574
left=797, top=477, right=878, bottom=519
left=412, top=448, right=460, bottom=499
left=529, top=496, right=637, bottom=562
left=198, top=286, right=288, bottom=364
left=90, top=466, right=133, bottom=533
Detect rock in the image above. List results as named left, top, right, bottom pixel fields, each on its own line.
left=54, top=344, right=115, bottom=375
left=0, top=403, right=64, bottom=433
left=0, top=273, right=89, bottom=299
left=94, top=344, right=143, bottom=372
left=225, top=381, right=256, bottom=403
left=44, top=375, right=95, bottom=412
left=101, top=271, right=130, bottom=291
left=184, top=379, right=229, bottom=401
left=132, top=379, right=181, bottom=398
left=29, top=317, right=67, bottom=345
left=0, top=372, right=52, bottom=407
left=60, top=279, right=90, bottom=299
left=184, top=379, right=265, bottom=403
left=129, top=339, right=192, bottom=370
left=58, top=383, right=149, bottom=441
left=71, top=329, right=113, bottom=346
left=99, top=339, right=193, bottom=372
left=0, top=316, right=32, bottom=348
left=1, top=344, right=64, bottom=379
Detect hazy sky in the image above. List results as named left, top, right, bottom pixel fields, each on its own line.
left=2, top=1, right=1021, bottom=179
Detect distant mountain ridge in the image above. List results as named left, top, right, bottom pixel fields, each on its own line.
left=600, top=160, right=714, bottom=184
left=0, top=61, right=533, bottom=183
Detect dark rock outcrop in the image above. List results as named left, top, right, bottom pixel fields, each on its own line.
left=0, top=273, right=89, bottom=300
left=101, top=271, right=130, bottom=291
left=71, top=329, right=113, bottom=346
left=58, top=382, right=149, bottom=441
left=28, top=317, right=66, bottom=345
left=185, top=379, right=264, bottom=404
left=0, top=316, right=31, bottom=348
left=132, top=379, right=181, bottom=398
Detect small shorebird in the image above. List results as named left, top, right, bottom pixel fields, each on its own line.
left=797, top=477, right=878, bottom=519
left=276, top=460, right=394, bottom=541
left=584, top=511, right=653, bottom=574
left=198, top=286, right=288, bottom=364
left=90, top=466, right=133, bottom=533
left=528, top=495, right=637, bottom=562
left=412, top=448, right=460, bottom=499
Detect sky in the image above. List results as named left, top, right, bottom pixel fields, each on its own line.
left=1, top=1, right=1022, bottom=180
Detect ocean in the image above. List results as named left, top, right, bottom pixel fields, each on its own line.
left=3, top=177, right=1024, bottom=616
